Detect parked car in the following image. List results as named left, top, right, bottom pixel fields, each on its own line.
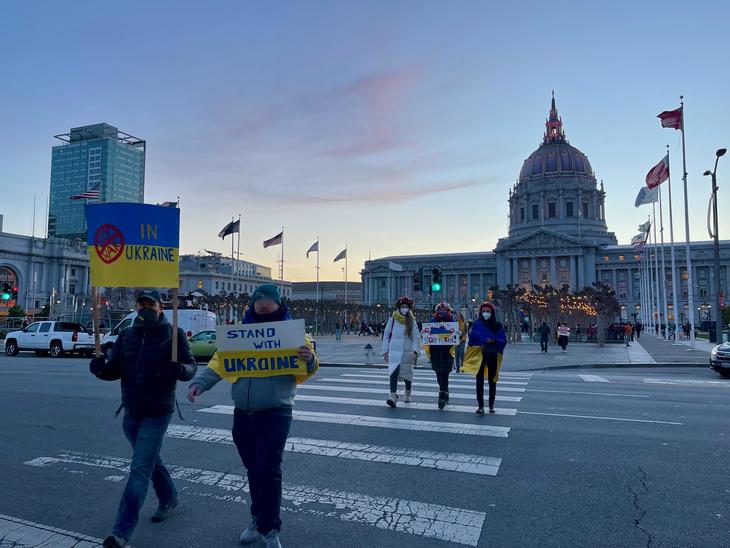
left=189, top=330, right=217, bottom=362
left=4, top=321, right=95, bottom=358
left=100, top=309, right=217, bottom=359
left=710, top=342, right=730, bottom=377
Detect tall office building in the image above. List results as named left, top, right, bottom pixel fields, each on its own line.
left=48, top=123, right=145, bottom=239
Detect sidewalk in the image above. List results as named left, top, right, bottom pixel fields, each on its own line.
left=634, top=334, right=709, bottom=365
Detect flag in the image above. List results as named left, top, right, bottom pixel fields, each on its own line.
left=657, top=108, right=683, bottom=130
left=159, top=201, right=178, bottom=208
left=634, top=186, right=658, bottom=207
left=388, top=261, right=404, bottom=272
left=334, top=248, right=347, bottom=262
left=638, top=220, right=651, bottom=234
left=70, top=190, right=100, bottom=200
left=631, top=233, right=646, bottom=245
left=263, top=231, right=283, bottom=248
left=646, top=154, right=670, bottom=189
left=218, top=219, right=240, bottom=239
left=306, top=241, right=319, bottom=258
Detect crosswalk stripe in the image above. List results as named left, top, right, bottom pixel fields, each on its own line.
left=165, top=424, right=503, bottom=476
left=0, top=513, right=102, bottom=547
left=315, top=378, right=525, bottom=398
left=343, top=373, right=527, bottom=390
left=409, top=374, right=528, bottom=386
left=577, top=374, right=610, bottom=383
left=26, top=451, right=487, bottom=546
left=298, top=383, right=520, bottom=405
left=198, top=405, right=511, bottom=437
left=295, top=394, right=518, bottom=415
left=358, top=369, right=533, bottom=378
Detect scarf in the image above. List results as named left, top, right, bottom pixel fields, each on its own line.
left=392, top=311, right=407, bottom=324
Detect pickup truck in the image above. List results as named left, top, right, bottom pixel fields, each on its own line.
left=4, top=321, right=96, bottom=358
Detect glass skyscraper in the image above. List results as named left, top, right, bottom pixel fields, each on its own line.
left=48, top=123, right=145, bottom=239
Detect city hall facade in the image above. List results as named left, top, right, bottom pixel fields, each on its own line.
left=361, top=96, right=730, bottom=324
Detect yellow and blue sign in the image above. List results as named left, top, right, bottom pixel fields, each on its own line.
left=85, top=203, right=180, bottom=288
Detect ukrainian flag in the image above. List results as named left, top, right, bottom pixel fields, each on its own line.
left=85, top=203, right=180, bottom=288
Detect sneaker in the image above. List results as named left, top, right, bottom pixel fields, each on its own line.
left=103, top=536, right=127, bottom=548
left=263, top=530, right=283, bottom=548
left=489, top=407, right=496, bottom=414
left=151, top=499, right=178, bottom=523
left=403, top=390, right=412, bottom=403
left=386, top=393, right=398, bottom=408
left=475, top=407, right=485, bottom=415
left=239, top=517, right=261, bottom=544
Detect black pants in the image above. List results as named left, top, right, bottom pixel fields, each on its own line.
left=232, top=407, right=292, bottom=534
left=558, top=336, right=568, bottom=350
left=540, top=336, right=548, bottom=352
left=435, top=369, right=450, bottom=394
left=476, top=354, right=498, bottom=409
left=389, top=365, right=412, bottom=392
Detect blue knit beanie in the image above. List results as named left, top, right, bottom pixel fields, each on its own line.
left=251, top=284, right=281, bottom=304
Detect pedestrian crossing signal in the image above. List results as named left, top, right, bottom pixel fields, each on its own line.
left=1, top=282, right=10, bottom=301
left=431, top=268, right=442, bottom=292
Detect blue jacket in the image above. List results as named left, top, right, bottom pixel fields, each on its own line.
left=468, top=317, right=507, bottom=355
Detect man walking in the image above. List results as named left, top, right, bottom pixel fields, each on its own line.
left=624, top=322, right=633, bottom=347
left=89, top=289, right=197, bottom=548
left=538, top=321, right=550, bottom=352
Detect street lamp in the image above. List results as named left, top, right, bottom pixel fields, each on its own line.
left=703, top=147, right=727, bottom=343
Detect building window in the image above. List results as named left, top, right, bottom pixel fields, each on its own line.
left=582, top=202, right=589, bottom=218
left=71, top=268, right=77, bottom=276
left=603, top=256, right=609, bottom=261
left=532, top=204, right=539, bottom=220
left=548, top=202, right=556, bottom=218
left=520, top=207, right=525, bottom=222
left=618, top=255, right=624, bottom=261
left=215, top=281, right=219, bottom=289
left=566, top=202, right=573, bottom=217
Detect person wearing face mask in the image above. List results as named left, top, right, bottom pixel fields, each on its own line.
left=425, top=302, right=457, bottom=410
left=468, top=302, right=507, bottom=415
left=89, top=289, right=197, bottom=548
left=382, top=296, right=421, bottom=407
left=187, top=284, right=318, bottom=548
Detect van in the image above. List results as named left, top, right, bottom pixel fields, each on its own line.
left=100, top=309, right=217, bottom=359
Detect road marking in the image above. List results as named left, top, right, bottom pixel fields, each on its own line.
left=0, top=513, right=102, bottom=547
left=199, top=405, right=511, bottom=437
left=300, top=383, right=520, bottom=405
left=26, top=451, right=486, bottom=546
left=643, top=378, right=730, bottom=387
left=166, top=424, right=502, bottom=476
left=338, top=373, right=527, bottom=390
left=577, top=374, right=610, bottom=383
left=357, top=370, right=533, bottom=378
left=342, top=373, right=527, bottom=390
left=518, top=411, right=682, bottom=425
left=527, top=389, right=650, bottom=398
left=317, top=378, right=524, bottom=397
left=294, top=394, right=517, bottom=415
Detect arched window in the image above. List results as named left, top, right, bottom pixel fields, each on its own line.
left=0, top=266, right=18, bottom=309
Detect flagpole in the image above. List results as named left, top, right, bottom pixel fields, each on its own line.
left=667, top=149, right=681, bottom=343
left=652, top=202, right=662, bottom=338
left=646, top=221, right=655, bottom=334
left=679, top=99, right=696, bottom=348
left=345, top=244, right=348, bottom=305
left=230, top=216, right=235, bottom=323
left=658, top=186, right=670, bottom=339
left=280, top=226, right=284, bottom=294
left=316, top=237, right=320, bottom=334
left=650, top=218, right=658, bottom=335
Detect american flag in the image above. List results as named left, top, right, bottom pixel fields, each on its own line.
left=69, top=190, right=100, bottom=200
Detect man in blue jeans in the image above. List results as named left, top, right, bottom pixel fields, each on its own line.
left=188, top=284, right=318, bottom=548
left=90, top=289, right=196, bottom=548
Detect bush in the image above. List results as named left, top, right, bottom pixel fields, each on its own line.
left=7, top=305, right=25, bottom=318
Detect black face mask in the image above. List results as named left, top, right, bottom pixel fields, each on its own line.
left=137, top=307, right=159, bottom=325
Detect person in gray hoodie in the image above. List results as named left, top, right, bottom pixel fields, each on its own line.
left=187, top=284, right=318, bottom=548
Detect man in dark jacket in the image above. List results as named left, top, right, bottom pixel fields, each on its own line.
left=89, top=289, right=196, bottom=548
left=538, top=321, right=550, bottom=352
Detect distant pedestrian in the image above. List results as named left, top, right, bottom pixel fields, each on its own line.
left=557, top=323, right=570, bottom=352
left=635, top=321, right=643, bottom=340
left=89, top=289, right=197, bottom=548
left=455, top=313, right=468, bottom=372
left=426, top=302, right=456, bottom=409
left=538, top=321, right=550, bottom=352
left=624, top=322, right=633, bottom=346
left=382, top=296, right=420, bottom=407
left=22, top=317, right=30, bottom=329
left=335, top=320, right=342, bottom=341
left=468, top=302, right=507, bottom=415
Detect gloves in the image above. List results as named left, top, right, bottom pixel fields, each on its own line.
left=90, top=356, right=107, bottom=376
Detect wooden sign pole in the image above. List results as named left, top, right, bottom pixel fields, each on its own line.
left=171, top=288, right=179, bottom=362
left=91, top=286, right=101, bottom=358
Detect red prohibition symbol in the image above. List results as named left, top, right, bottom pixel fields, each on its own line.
left=94, top=224, right=125, bottom=264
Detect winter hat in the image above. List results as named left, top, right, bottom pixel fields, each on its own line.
left=251, top=284, right=281, bottom=304
left=479, top=301, right=495, bottom=313
left=395, top=296, right=414, bottom=308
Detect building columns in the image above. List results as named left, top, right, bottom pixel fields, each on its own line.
left=550, top=256, right=557, bottom=287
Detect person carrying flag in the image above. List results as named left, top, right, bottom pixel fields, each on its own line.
left=467, top=302, right=507, bottom=415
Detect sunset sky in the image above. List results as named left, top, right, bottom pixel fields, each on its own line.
left=2, top=0, right=729, bottom=281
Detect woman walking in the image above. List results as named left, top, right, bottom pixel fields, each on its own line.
left=382, top=296, right=421, bottom=407
left=468, top=302, right=507, bottom=415
left=557, top=322, right=570, bottom=352
left=426, top=302, right=457, bottom=409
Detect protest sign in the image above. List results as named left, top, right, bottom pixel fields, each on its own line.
left=421, top=322, right=459, bottom=346
left=210, top=319, right=308, bottom=381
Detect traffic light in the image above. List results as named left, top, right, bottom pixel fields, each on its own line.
left=11, top=286, right=18, bottom=301
left=414, top=268, right=423, bottom=293
left=431, top=268, right=442, bottom=293
left=1, top=283, right=10, bottom=301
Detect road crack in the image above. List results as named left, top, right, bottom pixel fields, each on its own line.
left=627, top=465, right=653, bottom=547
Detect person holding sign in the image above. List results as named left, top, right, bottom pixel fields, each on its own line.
left=467, top=302, right=507, bottom=415
left=381, top=296, right=421, bottom=408
left=89, top=289, right=197, bottom=548
left=187, top=284, right=318, bottom=548
left=424, top=302, right=458, bottom=410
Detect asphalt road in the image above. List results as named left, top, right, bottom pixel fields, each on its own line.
left=1, top=353, right=729, bottom=547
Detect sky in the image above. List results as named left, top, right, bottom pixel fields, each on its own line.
left=1, top=0, right=729, bottom=282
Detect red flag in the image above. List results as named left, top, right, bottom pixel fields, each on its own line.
left=646, top=154, right=670, bottom=189
left=657, top=108, right=683, bottom=130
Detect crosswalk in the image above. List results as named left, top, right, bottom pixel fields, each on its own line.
left=22, top=367, right=534, bottom=547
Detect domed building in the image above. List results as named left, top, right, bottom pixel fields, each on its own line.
left=361, top=94, right=728, bottom=325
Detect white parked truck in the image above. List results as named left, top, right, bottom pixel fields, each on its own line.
left=4, top=321, right=96, bottom=358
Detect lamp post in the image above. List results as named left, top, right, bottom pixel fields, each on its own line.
left=703, top=147, right=727, bottom=344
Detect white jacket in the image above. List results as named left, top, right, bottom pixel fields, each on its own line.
left=382, top=315, right=421, bottom=376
